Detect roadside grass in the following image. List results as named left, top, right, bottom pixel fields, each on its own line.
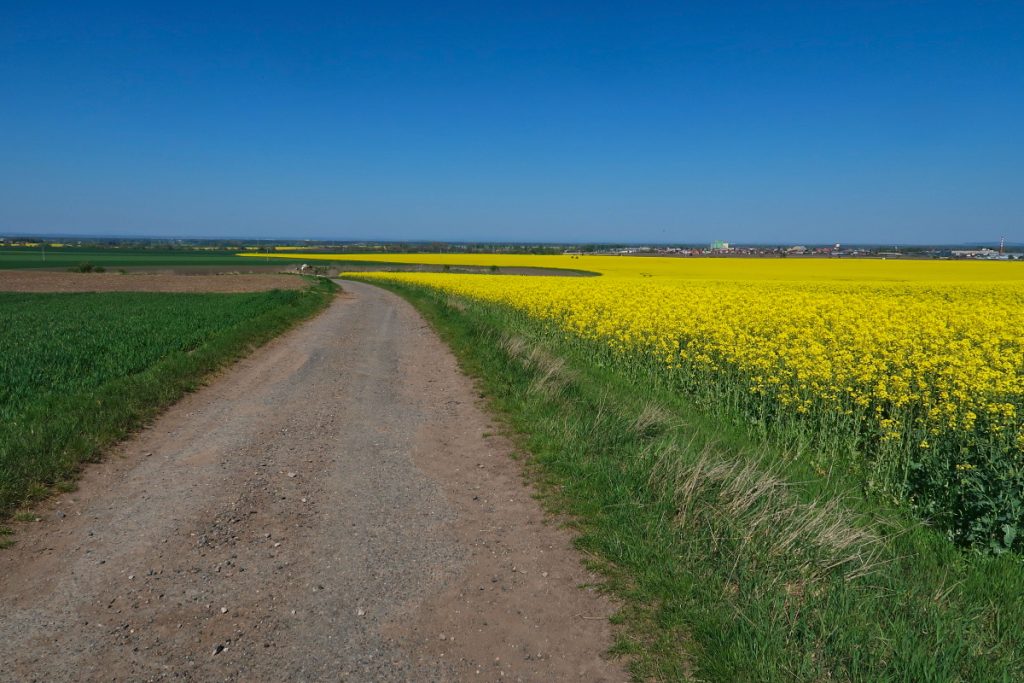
left=362, top=278, right=1024, bottom=683
left=0, top=278, right=336, bottom=518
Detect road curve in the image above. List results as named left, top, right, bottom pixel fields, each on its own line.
left=0, top=280, right=622, bottom=682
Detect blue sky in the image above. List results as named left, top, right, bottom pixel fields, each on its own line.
left=1, top=2, right=1021, bottom=244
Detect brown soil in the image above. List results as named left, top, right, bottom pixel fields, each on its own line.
left=0, top=270, right=306, bottom=293
left=0, top=280, right=624, bottom=682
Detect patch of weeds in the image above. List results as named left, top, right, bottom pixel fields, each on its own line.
left=70, top=261, right=106, bottom=273
left=13, top=511, right=39, bottom=523
left=26, top=483, right=50, bottom=501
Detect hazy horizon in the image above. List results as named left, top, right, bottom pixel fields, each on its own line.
left=5, top=230, right=1023, bottom=250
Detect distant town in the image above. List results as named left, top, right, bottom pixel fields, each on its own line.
left=1, top=234, right=1021, bottom=260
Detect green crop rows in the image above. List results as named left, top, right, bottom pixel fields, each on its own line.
left=0, top=247, right=258, bottom=270
left=0, top=282, right=335, bottom=514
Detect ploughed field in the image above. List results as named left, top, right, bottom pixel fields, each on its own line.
left=0, top=270, right=305, bottom=293
left=0, top=247, right=260, bottom=270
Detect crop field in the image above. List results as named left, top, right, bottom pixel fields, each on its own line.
left=0, top=281, right=335, bottom=514
left=0, top=247, right=260, bottom=270
left=312, top=255, right=1024, bottom=551
left=246, top=249, right=1024, bottom=281
left=349, top=265, right=1024, bottom=552
left=328, top=257, right=1024, bottom=681
left=260, top=252, right=1024, bottom=549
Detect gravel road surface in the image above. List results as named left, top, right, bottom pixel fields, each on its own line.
left=0, top=280, right=622, bottom=682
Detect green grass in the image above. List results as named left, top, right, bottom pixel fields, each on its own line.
left=0, top=278, right=336, bottom=515
left=361, top=277, right=1024, bottom=683
left=0, top=247, right=263, bottom=270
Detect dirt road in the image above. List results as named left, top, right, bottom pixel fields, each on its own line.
left=0, top=280, right=622, bottom=682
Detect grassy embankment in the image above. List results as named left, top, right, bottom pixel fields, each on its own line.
left=0, top=278, right=336, bottom=524
left=361, top=277, right=1024, bottom=683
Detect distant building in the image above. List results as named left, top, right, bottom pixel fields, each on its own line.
left=952, top=248, right=1001, bottom=259
left=710, top=240, right=730, bottom=250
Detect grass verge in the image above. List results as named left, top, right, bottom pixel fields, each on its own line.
left=361, top=278, right=1024, bottom=683
left=0, top=277, right=336, bottom=516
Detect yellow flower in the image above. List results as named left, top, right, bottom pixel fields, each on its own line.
left=336, top=255, right=1024, bottom=469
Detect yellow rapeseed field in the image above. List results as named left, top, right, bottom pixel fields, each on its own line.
left=355, top=270, right=1021, bottom=442
left=248, top=250, right=1024, bottom=546
left=246, top=249, right=1024, bottom=282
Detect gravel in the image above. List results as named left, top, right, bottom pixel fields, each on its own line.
left=0, top=280, right=624, bottom=682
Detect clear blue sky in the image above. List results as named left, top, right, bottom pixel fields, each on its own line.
left=2, top=2, right=1021, bottom=244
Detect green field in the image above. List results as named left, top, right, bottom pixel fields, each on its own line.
left=0, top=247, right=263, bottom=270
left=364, top=277, right=1024, bottom=683
left=0, top=247, right=602, bottom=275
left=0, top=279, right=336, bottom=515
